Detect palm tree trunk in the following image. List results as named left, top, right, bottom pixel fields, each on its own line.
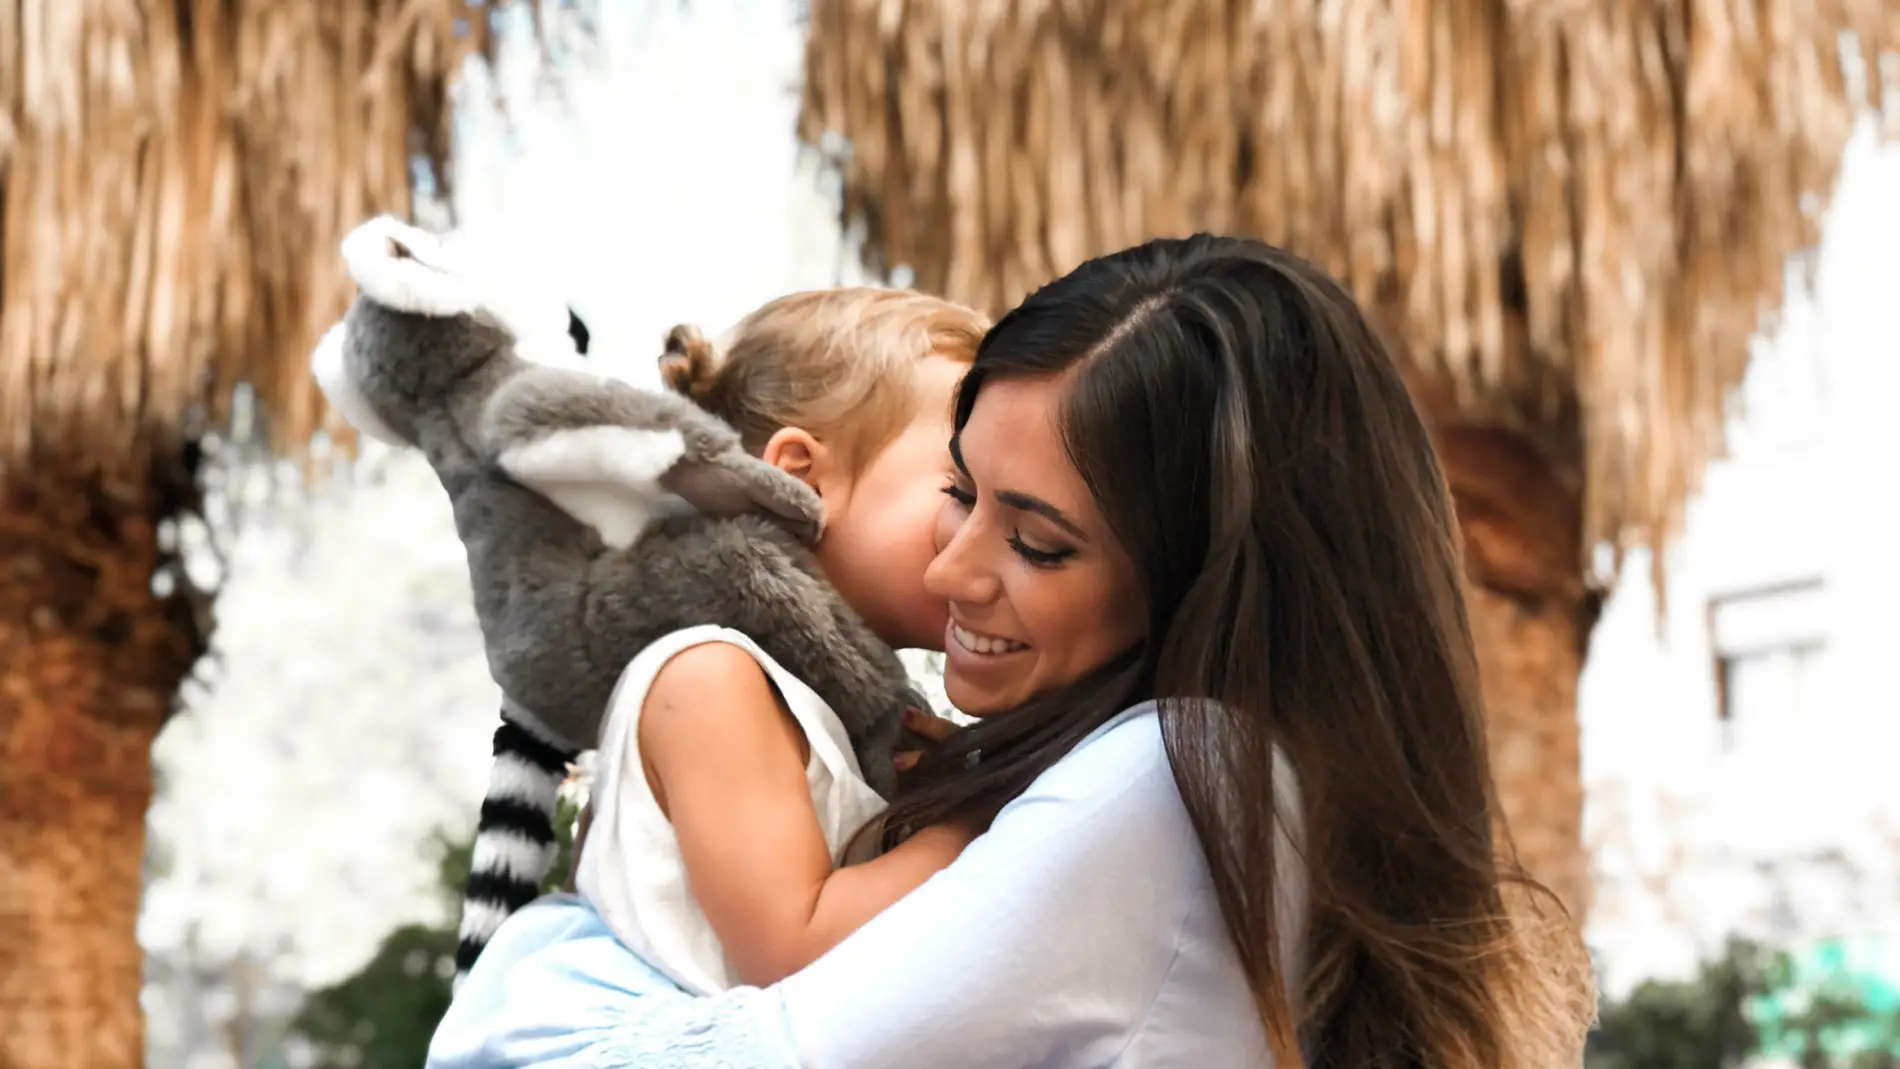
left=1431, top=419, right=1602, bottom=918
left=0, top=455, right=207, bottom=1069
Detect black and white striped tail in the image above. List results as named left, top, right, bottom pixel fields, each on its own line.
left=454, top=711, right=578, bottom=983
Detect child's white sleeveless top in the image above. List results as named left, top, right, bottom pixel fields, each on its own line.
left=572, top=624, right=889, bottom=996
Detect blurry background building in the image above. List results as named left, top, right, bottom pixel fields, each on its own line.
left=1582, top=122, right=1900, bottom=1001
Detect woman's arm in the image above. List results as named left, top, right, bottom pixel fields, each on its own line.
left=639, top=642, right=974, bottom=986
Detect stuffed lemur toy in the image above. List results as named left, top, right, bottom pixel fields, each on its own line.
left=310, top=216, right=922, bottom=981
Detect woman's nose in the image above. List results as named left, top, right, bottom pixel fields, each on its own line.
left=924, top=516, right=1000, bottom=606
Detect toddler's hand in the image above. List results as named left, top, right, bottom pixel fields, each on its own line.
left=893, top=706, right=959, bottom=773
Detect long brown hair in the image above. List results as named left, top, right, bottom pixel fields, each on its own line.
left=884, top=235, right=1595, bottom=1066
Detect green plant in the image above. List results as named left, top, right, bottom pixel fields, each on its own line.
left=1589, top=937, right=1900, bottom=1069
left=1757, top=937, right=1900, bottom=1069
left=1588, top=937, right=1767, bottom=1069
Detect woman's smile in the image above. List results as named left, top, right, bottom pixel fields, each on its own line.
left=947, top=619, right=1030, bottom=657
left=943, top=617, right=1034, bottom=694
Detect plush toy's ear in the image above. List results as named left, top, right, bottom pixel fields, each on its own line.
left=659, top=451, right=824, bottom=546
left=481, top=367, right=823, bottom=547
left=342, top=215, right=483, bottom=316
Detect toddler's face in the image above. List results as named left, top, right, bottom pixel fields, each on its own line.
left=811, top=357, right=965, bottom=653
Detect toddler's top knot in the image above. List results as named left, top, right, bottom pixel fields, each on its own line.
left=660, top=324, right=721, bottom=403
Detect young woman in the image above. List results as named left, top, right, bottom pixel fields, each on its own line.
left=431, top=235, right=1597, bottom=1068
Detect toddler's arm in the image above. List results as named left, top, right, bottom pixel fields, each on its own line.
left=639, top=642, right=972, bottom=987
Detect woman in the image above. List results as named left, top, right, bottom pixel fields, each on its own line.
left=431, top=234, right=1596, bottom=1067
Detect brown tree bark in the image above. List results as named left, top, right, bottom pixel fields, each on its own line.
left=1430, top=419, right=1602, bottom=918
left=0, top=456, right=208, bottom=1069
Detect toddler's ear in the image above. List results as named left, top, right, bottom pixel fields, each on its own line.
left=759, top=426, right=824, bottom=488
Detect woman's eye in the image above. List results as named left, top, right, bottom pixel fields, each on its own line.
left=1008, top=533, right=1075, bottom=568
left=940, top=479, right=1071, bottom=566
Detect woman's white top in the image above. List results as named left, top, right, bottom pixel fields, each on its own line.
left=778, top=703, right=1309, bottom=1067
left=573, top=624, right=890, bottom=996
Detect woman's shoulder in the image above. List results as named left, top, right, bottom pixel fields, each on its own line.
left=1017, top=703, right=1168, bottom=800
left=961, top=705, right=1180, bottom=861
left=1013, top=701, right=1302, bottom=840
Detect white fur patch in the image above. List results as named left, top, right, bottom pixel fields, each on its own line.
left=309, top=322, right=408, bottom=446
left=498, top=426, right=690, bottom=549
left=510, top=329, right=597, bottom=375
left=435, top=222, right=579, bottom=365
left=486, top=751, right=558, bottom=812
left=456, top=899, right=515, bottom=945
left=341, top=215, right=483, bottom=316
left=487, top=750, right=564, bottom=811
left=469, top=828, right=558, bottom=884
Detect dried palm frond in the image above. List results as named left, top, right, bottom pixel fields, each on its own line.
left=0, top=0, right=569, bottom=479
left=799, top=0, right=1900, bottom=568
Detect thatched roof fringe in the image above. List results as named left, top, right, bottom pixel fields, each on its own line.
left=0, top=1, right=547, bottom=478
left=799, top=0, right=1899, bottom=567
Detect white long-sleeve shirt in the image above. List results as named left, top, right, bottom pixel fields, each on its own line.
left=427, top=704, right=1307, bottom=1069
left=780, top=704, right=1307, bottom=1067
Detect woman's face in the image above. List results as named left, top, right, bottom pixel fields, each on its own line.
left=926, top=374, right=1147, bottom=715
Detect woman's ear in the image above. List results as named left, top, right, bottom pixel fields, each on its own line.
left=761, top=427, right=833, bottom=491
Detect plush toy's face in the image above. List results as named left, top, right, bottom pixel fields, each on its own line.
left=311, top=216, right=595, bottom=448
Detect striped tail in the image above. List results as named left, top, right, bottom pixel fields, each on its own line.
left=455, top=713, right=578, bottom=982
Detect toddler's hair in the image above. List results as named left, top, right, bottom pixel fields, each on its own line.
left=660, top=288, right=988, bottom=470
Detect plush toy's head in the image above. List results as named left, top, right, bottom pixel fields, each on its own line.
left=310, top=215, right=827, bottom=549
left=311, top=215, right=592, bottom=449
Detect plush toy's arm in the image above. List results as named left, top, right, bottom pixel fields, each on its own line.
left=478, top=366, right=825, bottom=549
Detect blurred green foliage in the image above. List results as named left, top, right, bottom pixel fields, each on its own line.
left=1589, top=937, right=1900, bottom=1069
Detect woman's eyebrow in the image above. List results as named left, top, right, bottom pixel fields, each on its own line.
left=949, top=433, right=1089, bottom=541
left=996, top=491, right=1089, bottom=541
